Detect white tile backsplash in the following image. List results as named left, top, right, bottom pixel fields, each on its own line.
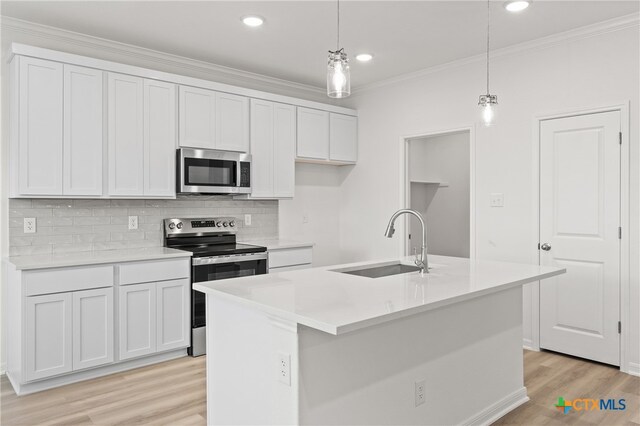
left=9, top=196, right=278, bottom=256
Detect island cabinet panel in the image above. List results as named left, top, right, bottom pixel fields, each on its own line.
left=144, top=80, right=177, bottom=197
left=296, top=107, right=329, bottom=160
left=63, top=65, right=103, bottom=196
left=107, top=73, right=144, bottom=196
left=25, top=293, right=73, bottom=382
left=16, top=57, right=64, bottom=196
left=248, top=99, right=295, bottom=199
left=72, top=288, right=114, bottom=370
left=216, top=92, right=250, bottom=152
left=118, top=283, right=157, bottom=361
left=179, top=85, right=216, bottom=150
left=329, top=113, right=357, bottom=163
left=156, top=279, right=190, bottom=352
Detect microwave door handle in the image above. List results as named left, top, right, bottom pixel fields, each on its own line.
left=236, top=161, right=241, bottom=188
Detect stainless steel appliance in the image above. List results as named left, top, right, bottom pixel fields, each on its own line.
left=177, top=148, right=251, bottom=194
left=164, top=217, right=268, bottom=356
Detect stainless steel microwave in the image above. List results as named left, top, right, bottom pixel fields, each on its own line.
left=177, top=148, right=251, bottom=194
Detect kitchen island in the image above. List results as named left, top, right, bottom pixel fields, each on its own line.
left=194, top=255, right=564, bottom=425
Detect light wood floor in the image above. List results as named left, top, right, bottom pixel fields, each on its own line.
left=1, top=350, right=638, bottom=425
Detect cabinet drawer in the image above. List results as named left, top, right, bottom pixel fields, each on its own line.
left=25, top=265, right=114, bottom=296
left=119, top=258, right=190, bottom=285
left=269, top=264, right=312, bottom=273
left=268, top=247, right=313, bottom=269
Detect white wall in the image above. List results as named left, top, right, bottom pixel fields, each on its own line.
left=339, top=23, right=639, bottom=373
left=409, top=132, right=470, bottom=258
left=278, top=163, right=348, bottom=267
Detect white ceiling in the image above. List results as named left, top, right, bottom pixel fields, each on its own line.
left=2, top=1, right=638, bottom=89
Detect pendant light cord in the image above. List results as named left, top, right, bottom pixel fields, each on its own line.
left=337, top=0, right=340, bottom=51
left=486, top=0, right=490, bottom=94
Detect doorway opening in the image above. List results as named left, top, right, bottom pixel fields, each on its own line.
left=402, top=129, right=473, bottom=258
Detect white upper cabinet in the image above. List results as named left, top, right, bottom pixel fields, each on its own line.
left=248, top=100, right=295, bottom=199
left=64, top=65, right=103, bottom=196
left=216, top=92, right=250, bottom=152
left=179, top=86, right=249, bottom=152
left=179, top=85, right=216, bottom=150
left=329, top=113, right=358, bottom=163
left=296, top=107, right=329, bottom=160
left=108, top=73, right=144, bottom=196
left=15, top=57, right=64, bottom=196
left=144, top=80, right=177, bottom=197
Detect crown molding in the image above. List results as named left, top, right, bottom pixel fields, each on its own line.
left=354, top=12, right=640, bottom=94
left=0, top=16, right=327, bottom=99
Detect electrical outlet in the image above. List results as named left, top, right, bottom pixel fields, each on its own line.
left=23, top=217, right=36, bottom=234
left=302, top=213, right=309, bottom=224
left=128, top=215, right=138, bottom=230
left=415, top=380, right=426, bottom=407
left=278, top=352, right=291, bottom=386
left=490, top=193, right=504, bottom=207
left=244, top=214, right=252, bottom=226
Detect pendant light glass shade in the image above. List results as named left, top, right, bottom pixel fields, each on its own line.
left=327, top=48, right=350, bottom=98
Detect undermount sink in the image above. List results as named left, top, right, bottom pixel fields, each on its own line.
left=331, top=262, right=421, bottom=279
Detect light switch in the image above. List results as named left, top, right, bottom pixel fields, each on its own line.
left=490, top=193, right=504, bottom=207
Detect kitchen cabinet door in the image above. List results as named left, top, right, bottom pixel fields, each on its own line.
left=119, top=283, right=156, bottom=360
left=63, top=65, right=103, bottom=196
left=25, top=293, right=72, bottom=381
left=72, top=288, right=114, bottom=370
left=179, top=85, right=216, bottom=149
left=216, top=92, right=249, bottom=152
left=156, top=279, right=190, bottom=352
left=273, top=103, right=296, bottom=197
left=17, top=57, right=64, bottom=196
left=108, top=73, right=144, bottom=196
left=249, top=99, right=274, bottom=198
left=329, top=113, right=358, bottom=163
left=144, top=80, right=176, bottom=197
left=296, top=107, right=329, bottom=160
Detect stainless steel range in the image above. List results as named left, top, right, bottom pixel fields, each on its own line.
left=164, top=217, right=268, bottom=356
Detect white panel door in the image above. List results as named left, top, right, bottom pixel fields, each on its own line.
left=119, top=283, right=156, bottom=360
left=273, top=103, right=296, bottom=197
left=178, top=85, right=216, bottom=149
left=216, top=92, right=249, bottom=152
left=18, top=57, right=63, bottom=195
left=249, top=99, right=274, bottom=198
left=156, top=279, right=190, bottom=352
left=144, top=79, right=176, bottom=197
left=329, top=113, right=358, bottom=163
left=539, top=111, right=621, bottom=366
left=296, top=107, right=329, bottom=160
left=25, top=293, right=72, bottom=381
left=108, top=73, right=144, bottom=196
left=73, top=287, right=114, bottom=370
left=63, top=65, right=103, bottom=196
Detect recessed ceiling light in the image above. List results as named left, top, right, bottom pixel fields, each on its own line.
left=242, top=16, right=264, bottom=27
left=356, top=53, right=374, bottom=62
left=504, top=0, right=531, bottom=12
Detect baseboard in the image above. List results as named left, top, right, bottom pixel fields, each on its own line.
left=0, top=362, right=6, bottom=375
left=6, top=349, right=187, bottom=395
left=522, top=339, right=538, bottom=351
left=460, top=387, right=529, bottom=426
left=628, top=362, right=640, bottom=377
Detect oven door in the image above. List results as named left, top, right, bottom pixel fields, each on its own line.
left=178, top=148, right=251, bottom=194
left=191, top=252, right=268, bottom=328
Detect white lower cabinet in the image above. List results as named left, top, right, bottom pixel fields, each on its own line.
left=156, top=279, right=190, bottom=351
left=119, top=283, right=157, bottom=360
left=25, top=293, right=73, bottom=382
left=73, top=288, right=114, bottom=370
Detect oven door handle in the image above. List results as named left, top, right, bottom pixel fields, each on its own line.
left=192, top=252, right=268, bottom=266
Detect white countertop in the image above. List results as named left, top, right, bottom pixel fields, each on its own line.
left=194, top=255, right=565, bottom=335
left=6, top=247, right=192, bottom=270
left=239, top=238, right=314, bottom=250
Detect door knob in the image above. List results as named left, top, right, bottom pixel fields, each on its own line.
left=541, top=243, right=551, bottom=251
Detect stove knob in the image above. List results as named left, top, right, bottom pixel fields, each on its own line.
left=229, top=221, right=235, bottom=227
left=176, top=222, right=183, bottom=229
left=168, top=223, right=176, bottom=230
left=223, top=221, right=228, bottom=227
left=216, top=221, right=222, bottom=227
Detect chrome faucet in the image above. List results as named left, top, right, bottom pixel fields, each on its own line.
left=384, top=209, right=429, bottom=274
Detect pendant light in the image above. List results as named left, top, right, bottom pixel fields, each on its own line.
left=327, top=0, right=350, bottom=98
left=478, top=0, right=498, bottom=126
